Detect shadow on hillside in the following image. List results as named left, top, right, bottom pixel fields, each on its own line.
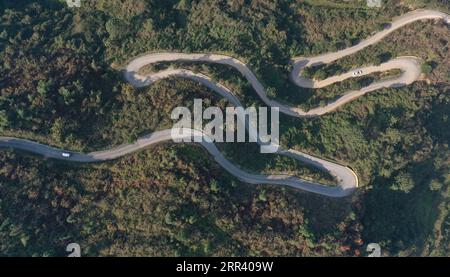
left=360, top=158, right=441, bottom=254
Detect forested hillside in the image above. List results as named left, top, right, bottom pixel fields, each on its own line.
left=0, top=0, right=449, bottom=256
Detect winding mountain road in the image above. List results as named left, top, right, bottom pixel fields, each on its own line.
left=1, top=9, right=448, bottom=197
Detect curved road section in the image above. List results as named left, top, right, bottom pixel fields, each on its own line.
left=1, top=10, right=448, bottom=197
left=0, top=129, right=357, bottom=197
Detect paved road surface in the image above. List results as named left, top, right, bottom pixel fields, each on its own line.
left=0, top=129, right=357, bottom=197
left=2, top=9, right=448, bottom=197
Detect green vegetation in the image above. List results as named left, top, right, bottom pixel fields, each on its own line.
left=421, top=62, right=434, bottom=75
left=311, top=20, right=450, bottom=86
left=0, top=147, right=357, bottom=256
left=300, top=0, right=366, bottom=9
left=0, top=0, right=449, bottom=256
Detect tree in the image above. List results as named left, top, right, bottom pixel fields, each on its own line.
left=105, top=18, right=128, bottom=41
left=302, top=67, right=315, bottom=79
left=0, top=110, right=8, bottom=131
left=37, top=80, right=49, bottom=96
left=50, top=118, right=65, bottom=143
left=58, top=87, right=75, bottom=105
left=266, top=87, right=277, bottom=99
left=210, top=180, right=219, bottom=193
left=390, top=172, right=415, bottom=193
left=313, top=69, right=327, bottom=80
left=258, top=190, right=267, bottom=201
left=429, top=179, right=442, bottom=191
left=421, top=62, right=433, bottom=74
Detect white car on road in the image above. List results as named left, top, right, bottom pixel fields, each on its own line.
left=62, top=152, right=71, bottom=158
left=352, top=70, right=363, bottom=76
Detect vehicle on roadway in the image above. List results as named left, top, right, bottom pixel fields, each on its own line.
left=62, top=152, right=71, bottom=158
left=352, top=70, right=363, bottom=76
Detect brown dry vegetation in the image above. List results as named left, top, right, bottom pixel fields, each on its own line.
left=0, top=0, right=449, bottom=256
